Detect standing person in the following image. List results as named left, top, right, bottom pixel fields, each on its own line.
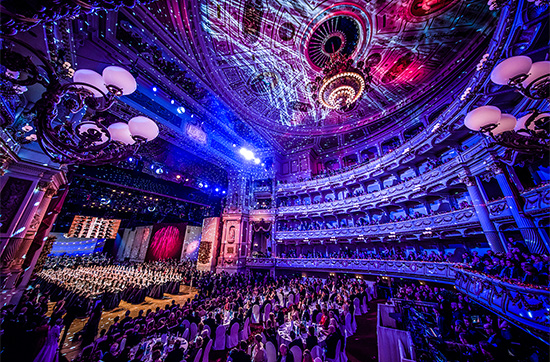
left=80, top=303, right=103, bottom=348
left=59, top=303, right=78, bottom=347
left=33, top=319, right=62, bottom=362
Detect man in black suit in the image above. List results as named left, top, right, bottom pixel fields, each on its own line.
left=325, top=325, right=340, bottom=360
left=204, top=312, right=217, bottom=334
left=228, top=340, right=252, bottom=362
left=288, top=330, right=304, bottom=352
left=165, top=339, right=185, bottom=362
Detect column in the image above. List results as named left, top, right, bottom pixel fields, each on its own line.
left=492, top=166, right=548, bottom=253
left=461, top=175, right=505, bottom=252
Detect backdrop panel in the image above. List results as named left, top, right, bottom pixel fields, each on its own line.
left=181, top=226, right=202, bottom=261
left=145, top=223, right=187, bottom=261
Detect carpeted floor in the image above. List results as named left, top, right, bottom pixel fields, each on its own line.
left=345, top=299, right=384, bottom=362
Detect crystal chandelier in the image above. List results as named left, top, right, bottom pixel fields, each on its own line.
left=463, top=55, right=549, bottom=162
left=0, top=37, right=158, bottom=165
left=310, top=53, right=371, bottom=111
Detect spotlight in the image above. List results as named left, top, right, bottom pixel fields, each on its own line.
left=239, top=147, right=254, bottom=160
left=198, top=182, right=203, bottom=188
left=170, top=99, right=175, bottom=105
left=222, top=191, right=226, bottom=194
left=253, top=158, right=260, bottom=165
left=128, top=157, right=133, bottom=162
left=177, top=106, right=185, bottom=114
left=155, top=168, right=163, bottom=175
left=204, top=184, right=208, bottom=188
left=152, top=86, right=158, bottom=92
left=215, top=188, right=219, bottom=192
left=176, top=175, right=181, bottom=179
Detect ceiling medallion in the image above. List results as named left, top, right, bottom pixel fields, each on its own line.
left=310, top=52, right=372, bottom=111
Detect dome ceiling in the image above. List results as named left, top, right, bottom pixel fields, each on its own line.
left=192, top=0, right=496, bottom=139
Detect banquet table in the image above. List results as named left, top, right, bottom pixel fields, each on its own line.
left=278, top=321, right=327, bottom=345
left=129, top=335, right=189, bottom=362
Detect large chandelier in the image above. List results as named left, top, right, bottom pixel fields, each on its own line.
left=310, top=53, right=371, bottom=111
left=463, top=55, right=549, bottom=162
left=0, top=37, right=158, bottom=165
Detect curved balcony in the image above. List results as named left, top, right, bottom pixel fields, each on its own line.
left=454, top=267, right=550, bottom=335
left=245, top=257, right=456, bottom=283
left=275, top=208, right=478, bottom=241
left=276, top=139, right=488, bottom=195
left=277, top=158, right=464, bottom=216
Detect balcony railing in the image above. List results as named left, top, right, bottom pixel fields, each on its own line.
left=454, top=267, right=550, bottom=334
left=275, top=208, right=477, bottom=240
left=245, top=257, right=457, bottom=283
left=277, top=159, right=463, bottom=216
left=276, top=140, right=487, bottom=193
left=244, top=257, right=550, bottom=335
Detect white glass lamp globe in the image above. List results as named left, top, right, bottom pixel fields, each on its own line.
left=73, top=69, right=108, bottom=97
left=78, top=123, right=108, bottom=145
left=464, top=106, right=502, bottom=131
left=491, top=114, right=517, bottom=135
left=108, top=122, right=135, bottom=145
left=490, top=56, right=532, bottom=85
left=128, top=116, right=159, bottom=141
left=522, top=61, right=550, bottom=88
left=102, top=66, right=137, bottom=95
left=515, top=112, right=550, bottom=132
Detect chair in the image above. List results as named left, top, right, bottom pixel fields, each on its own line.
left=252, top=304, right=261, bottom=323
left=353, top=298, right=362, bottom=316
left=311, top=345, right=323, bottom=360
left=344, top=312, right=354, bottom=337
left=264, top=303, right=271, bottom=322
left=361, top=296, right=368, bottom=314
left=182, top=319, right=190, bottom=330
left=190, top=322, right=198, bottom=340
left=240, top=317, right=250, bottom=340
left=290, top=345, right=302, bottom=362
left=316, top=313, right=323, bottom=324
left=266, top=341, right=277, bottom=362
left=227, top=322, right=240, bottom=349
left=261, top=332, right=267, bottom=345
left=203, top=325, right=211, bottom=338
left=192, top=347, right=203, bottom=362
left=202, top=339, right=213, bottom=362
left=213, top=325, right=226, bottom=351
left=182, top=328, right=189, bottom=341
left=327, top=340, right=342, bottom=362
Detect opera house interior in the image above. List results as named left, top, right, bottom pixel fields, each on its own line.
left=0, top=0, right=549, bottom=361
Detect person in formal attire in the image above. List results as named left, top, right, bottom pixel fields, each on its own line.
left=278, top=344, right=294, bottom=362
left=251, top=334, right=267, bottom=362
left=228, top=340, right=252, bottom=362
left=165, top=339, right=185, bottom=362
left=325, top=325, right=340, bottom=360
left=288, top=330, right=304, bottom=352
left=33, top=318, right=62, bottom=362
left=305, top=326, right=318, bottom=351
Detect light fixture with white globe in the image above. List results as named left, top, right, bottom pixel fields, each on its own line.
left=0, top=37, right=159, bottom=165
left=490, top=55, right=550, bottom=100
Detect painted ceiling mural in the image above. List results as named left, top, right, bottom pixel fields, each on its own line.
left=188, top=0, right=496, bottom=140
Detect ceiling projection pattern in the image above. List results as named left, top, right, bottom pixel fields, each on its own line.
left=199, top=0, right=495, bottom=136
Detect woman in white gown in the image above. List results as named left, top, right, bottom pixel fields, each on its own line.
left=33, top=320, right=61, bottom=362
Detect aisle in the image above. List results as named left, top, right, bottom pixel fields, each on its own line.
left=345, top=299, right=384, bottom=362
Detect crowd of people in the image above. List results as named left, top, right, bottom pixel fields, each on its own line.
left=2, top=255, right=374, bottom=362
left=35, top=262, right=184, bottom=311
left=393, top=280, right=543, bottom=361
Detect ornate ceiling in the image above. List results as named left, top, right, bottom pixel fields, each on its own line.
left=189, top=0, right=496, bottom=141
